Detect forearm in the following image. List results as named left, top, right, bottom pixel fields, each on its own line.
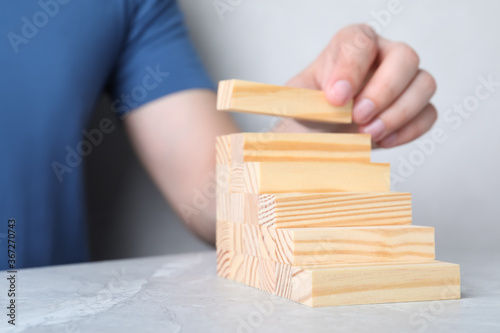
left=125, top=89, right=238, bottom=244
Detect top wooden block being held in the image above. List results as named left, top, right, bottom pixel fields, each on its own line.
left=217, top=80, right=352, bottom=124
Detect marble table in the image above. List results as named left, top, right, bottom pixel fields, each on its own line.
left=1, top=251, right=499, bottom=333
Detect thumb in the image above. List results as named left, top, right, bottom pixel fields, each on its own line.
left=318, top=24, right=379, bottom=106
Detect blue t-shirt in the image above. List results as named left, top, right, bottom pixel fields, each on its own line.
left=0, top=0, right=213, bottom=269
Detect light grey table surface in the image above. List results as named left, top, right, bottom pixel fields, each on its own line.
left=1, top=251, right=499, bottom=333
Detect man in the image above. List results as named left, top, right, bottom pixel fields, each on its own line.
left=0, top=0, right=436, bottom=269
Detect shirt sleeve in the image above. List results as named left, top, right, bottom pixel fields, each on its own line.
left=110, top=0, right=214, bottom=118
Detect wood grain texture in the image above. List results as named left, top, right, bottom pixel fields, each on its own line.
left=213, top=132, right=461, bottom=307
left=261, top=192, right=411, bottom=227
left=217, top=249, right=281, bottom=294
left=229, top=132, right=371, bottom=163
left=217, top=80, right=352, bottom=124
left=215, top=164, right=231, bottom=222
left=218, top=221, right=435, bottom=265
left=217, top=250, right=461, bottom=307
left=230, top=192, right=412, bottom=227
left=216, top=188, right=230, bottom=222
left=231, top=161, right=391, bottom=193
left=216, top=135, right=232, bottom=223
left=215, top=135, right=232, bottom=165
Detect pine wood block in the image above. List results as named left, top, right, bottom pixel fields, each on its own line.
left=218, top=220, right=435, bottom=265
left=229, top=132, right=371, bottom=163
left=215, top=164, right=232, bottom=221
left=231, top=161, right=391, bottom=194
left=215, top=133, right=381, bottom=225
left=216, top=189, right=230, bottom=222
left=215, top=135, right=232, bottom=165
left=215, top=134, right=232, bottom=222
left=217, top=80, right=352, bottom=124
left=217, top=249, right=278, bottom=294
left=215, top=135, right=232, bottom=218
left=230, top=192, right=412, bottom=227
left=217, top=249, right=461, bottom=307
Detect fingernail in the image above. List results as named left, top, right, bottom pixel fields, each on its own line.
left=330, top=80, right=352, bottom=105
left=379, top=133, right=398, bottom=147
left=353, top=98, right=375, bottom=124
left=361, top=119, right=385, bottom=141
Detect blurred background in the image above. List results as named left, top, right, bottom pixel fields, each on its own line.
left=85, top=0, right=500, bottom=263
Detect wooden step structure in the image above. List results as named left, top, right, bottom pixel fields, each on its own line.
left=215, top=80, right=460, bottom=307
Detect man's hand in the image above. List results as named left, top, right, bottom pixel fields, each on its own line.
left=285, top=24, right=437, bottom=148
left=125, top=24, right=437, bottom=245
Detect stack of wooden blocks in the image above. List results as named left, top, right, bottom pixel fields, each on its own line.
left=215, top=80, right=460, bottom=307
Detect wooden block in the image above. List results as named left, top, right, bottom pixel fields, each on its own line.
left=296, top=260, right=461, bottom=307
left=231, top=161, right=391, bottom=193
left=215, top=134, right=232, bottom=221
left=231, top=192, right=412, bottom=227
left=215, top=133, right=376, bottom=222
left=216, top=164, right=231, bottom=221
left=229, top=132, right=371, bottom=163
left=217, top=249, right=277, bottom=294
left=215, top=220, right=230, bottom=254
left=217, top=250, right=461, bottom=307
left=218, top=221, right=435, bottom=265
left=217, top=80, right=352, bottom=124
left=216, top=189, right=230, bottom=222
left=215, top=135, right=231, bottom=195
left=215, top=135, right=232, bottom=165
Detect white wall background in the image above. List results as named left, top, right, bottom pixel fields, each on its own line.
left=86, top=0, right=500, bottom=262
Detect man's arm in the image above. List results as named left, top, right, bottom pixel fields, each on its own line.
left=124, top=89, right=236, bottom=244
left=125, top=24, right=437, bottom=244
